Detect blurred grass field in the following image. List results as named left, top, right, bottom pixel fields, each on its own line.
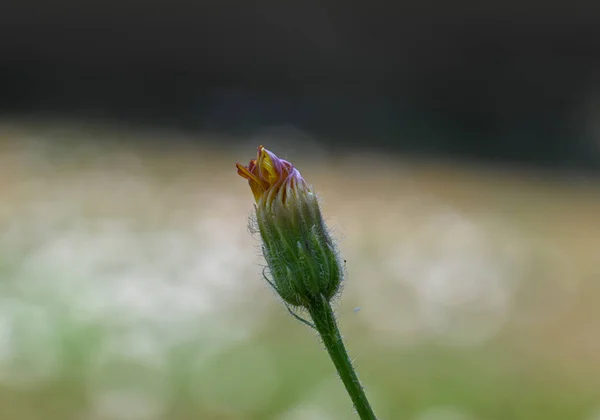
left=1, top=120, right=600, bottom=420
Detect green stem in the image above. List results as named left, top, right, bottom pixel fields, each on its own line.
left=307, top=295, right=378, bottom=420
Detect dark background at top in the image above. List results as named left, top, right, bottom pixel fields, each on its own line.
left=2, top=0, right=600, bottom=169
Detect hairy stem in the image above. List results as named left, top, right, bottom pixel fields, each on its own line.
left=307, top=295, right=378, bottom=420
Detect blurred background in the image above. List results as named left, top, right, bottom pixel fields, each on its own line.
left=1, top=1, right=600, bottom=419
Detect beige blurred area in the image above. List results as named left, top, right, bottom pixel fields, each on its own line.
left=0, top=119, right=599, bottom=420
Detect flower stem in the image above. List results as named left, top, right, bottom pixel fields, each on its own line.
left=307, top=295, right=378, bottom=420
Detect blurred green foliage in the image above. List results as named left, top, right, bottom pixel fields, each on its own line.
left=0, top=121, right=599, bottom=419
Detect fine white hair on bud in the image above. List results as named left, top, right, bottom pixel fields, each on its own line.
left=237, top=145, right=343, bottom=307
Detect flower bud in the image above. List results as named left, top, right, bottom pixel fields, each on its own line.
left=236, top=146, right=343, bottom=307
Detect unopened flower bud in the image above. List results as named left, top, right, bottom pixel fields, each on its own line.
left=236, top=146, right=343, bottom=307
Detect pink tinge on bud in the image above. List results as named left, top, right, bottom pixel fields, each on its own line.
left=236, top=145, right=309, bottom=206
